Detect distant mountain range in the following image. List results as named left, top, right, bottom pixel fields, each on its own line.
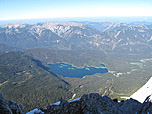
left=1, top=16, right=152, bottom=25
left=0, top=22, right=152, bottom=54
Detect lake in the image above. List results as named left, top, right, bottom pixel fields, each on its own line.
left=49, top=63, right=108, bottom=78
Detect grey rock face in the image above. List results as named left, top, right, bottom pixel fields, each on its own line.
left=41, top=93, right=152, bottom=114
left=80, top=93, right=118, bottom=114
left=118, top=98, right=142, bottom=114
left=0, top=91, right=25, bottom=114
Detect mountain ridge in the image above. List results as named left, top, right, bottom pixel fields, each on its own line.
left=28, top=93, right=152, bottom=114
left=1, top=22, right=152, bottom=53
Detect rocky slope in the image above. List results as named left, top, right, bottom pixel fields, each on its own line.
left=1, top=89, right=152, bottom=114
left=0, top=91, right=25, bottom=114
left=28, top=93, right=152, bottom=114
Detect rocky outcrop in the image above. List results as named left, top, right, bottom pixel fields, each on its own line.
left=40, top=93, right=152, bottom=114
left=0, top=91, right=25, bottom=114
left=1, top=91, right=151, bottom=114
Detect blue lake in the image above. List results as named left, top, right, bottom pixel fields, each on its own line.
left=49, top=63, right=108, bottom=78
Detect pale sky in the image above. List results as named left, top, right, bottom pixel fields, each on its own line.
left=0, top=0, right=152, bottom=20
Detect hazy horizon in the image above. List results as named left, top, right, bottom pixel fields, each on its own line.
left=0, top=16, right=152, bottom=25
